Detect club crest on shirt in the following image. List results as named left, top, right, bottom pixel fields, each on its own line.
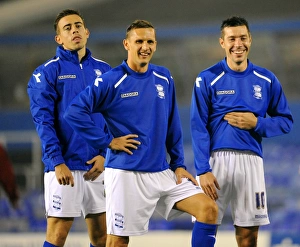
left=253, top=85, right=262, bottom=99
left=94, top=69, right=102, bottom=77
left=155, top=84, right=165, bottom=99
left=94, top=69, right=103, bottom=86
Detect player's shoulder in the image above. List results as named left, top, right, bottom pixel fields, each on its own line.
left=90, top=56, right=112, bottom=70
left=150, top=63, right=173, bottom=80
left=151, top=63, right=171, bottom=75
left=33, top=56, right=60, bottom=74
left=149, top=64, right=175, bottom=86
left=100, top=63, right=125, bottom=82
left=203, top=60, right=223, bottom=74
left=197, top=61, right=224, bottom=83
left=251, top=62, right=277, bottom=82
left=105, top=63, right=124, bottom=75
left=251, top=63, right=274, bottom=76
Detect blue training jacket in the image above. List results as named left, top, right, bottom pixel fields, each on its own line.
left=27, top=46, right=112, bottom=172
left=64, top=60, right=186, bottom=172
left=190, top=58, right=293, bottom=175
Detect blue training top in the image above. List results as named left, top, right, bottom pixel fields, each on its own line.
left=190, top=58, right=293, bottom=175
left=64, top=60, right=186, bottom=172
left=27, top=46, right=112, bottom=172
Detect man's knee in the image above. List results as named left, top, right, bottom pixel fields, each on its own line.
left=235, top=226, right=259, bottom=247
left=46, top=217, right=73, bottom=246
left=106, top=234, right=129, bottom=247
left=91, top=234, right=107, bottom=247
left=195, top=195, right=218, bottom=224
left=204, top=198, right=218, bottom=222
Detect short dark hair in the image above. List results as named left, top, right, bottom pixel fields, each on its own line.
left=125, top=20, right=155, bottom=38
left=220, top=16, right=250, bottom=38
left=54, top=9, right=85, bottom=33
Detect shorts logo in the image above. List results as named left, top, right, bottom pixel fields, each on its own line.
left=255, top=214, right=268, bottom=219
left=52, top=194, right=62, bottom=211
left=253, top=85, right=262, bottom=99
left=114, top=213, right=124, bottom=229
left=155, top=84, right=165, bottom=99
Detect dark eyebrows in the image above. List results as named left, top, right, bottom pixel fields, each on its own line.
left=135, top=38, right=155, bottom=43
left=62, top=21, right=83, bottom=30
left=226, top=34, right=248, bottom=39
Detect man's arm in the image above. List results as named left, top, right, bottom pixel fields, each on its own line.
left=65, top=85, right=140, bottom=153
left=27, top=68, right=65, bottom=170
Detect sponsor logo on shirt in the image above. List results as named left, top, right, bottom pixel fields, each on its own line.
left=121, top=92, right=139, bottom=98
left=216, top=90, right=235, bottom=95
left=58, top=74, right=76, bottom=79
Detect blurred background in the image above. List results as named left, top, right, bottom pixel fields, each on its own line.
left=0, top=0, right=299, bottom=246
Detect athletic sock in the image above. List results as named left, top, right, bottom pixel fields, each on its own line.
left=43, top=241, right=58, bottom=247
left=191, top=221, right=217, bottom=247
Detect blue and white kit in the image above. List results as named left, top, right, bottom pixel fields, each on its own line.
left=65, top=60, right=186, bottom=172
left=191, top=58, right=293, bottom=226
left=64, top=60, right=203, bottom=235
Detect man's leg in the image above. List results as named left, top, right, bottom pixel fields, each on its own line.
left=86, top=213, right=107, bottom=247
left=235, top=226, right=259, bottom=247
left=45, top=217, right=73, bottom=247
left=175, top=193, right=218, bottom=247
left=106, top=234, right=129, bottom=247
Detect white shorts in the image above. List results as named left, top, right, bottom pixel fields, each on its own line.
left=44, top=170, right=106, bottom=218
left=105, top=168, right=203, bottom=236
left=205, top=150, right=270, bottom=227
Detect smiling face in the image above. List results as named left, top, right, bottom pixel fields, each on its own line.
left=55, top=14, right=89, bottom=58
left=123, top=27, right=157, bottom=73
left=219, top=25, right=252, bottom=71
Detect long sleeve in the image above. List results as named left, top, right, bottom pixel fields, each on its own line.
left=27, top=67, right=65, bottom=169
left=166, top=77, right=186, bottom=171
left=254, top=75, right=293, bottom=137
left=64, top=85, right=113, bottom=150
left=190, top=76, right=212, bottom=175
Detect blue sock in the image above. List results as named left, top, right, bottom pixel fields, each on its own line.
left=191, top=221, right=217, bottom=247
left=43, top=241, right=58, bottom=247
left=90, top=244, right=96, bottom=247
